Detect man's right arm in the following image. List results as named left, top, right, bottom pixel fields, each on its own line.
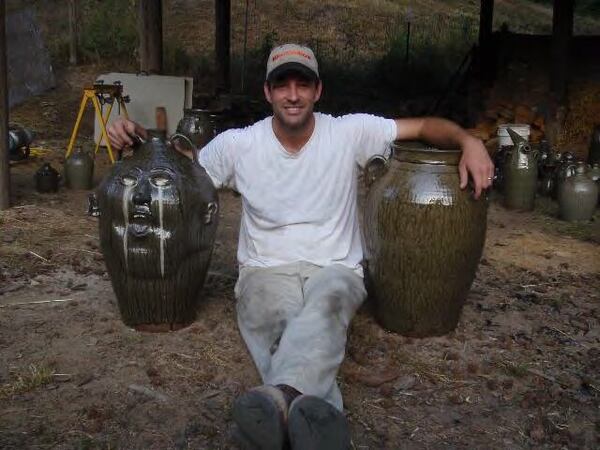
left=107, top=117, right=238, bottom=191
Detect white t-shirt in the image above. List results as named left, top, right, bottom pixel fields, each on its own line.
left=198, top=112, right=397, bottom=276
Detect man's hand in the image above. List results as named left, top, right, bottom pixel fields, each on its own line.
left=394, top=117, right=494, bottom=200
left=107, top=118, right=148, bottom=150
left=458, top=135, right=495, bottom=199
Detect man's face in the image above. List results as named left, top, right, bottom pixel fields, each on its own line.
left=264, top=73, right=322, bottom=132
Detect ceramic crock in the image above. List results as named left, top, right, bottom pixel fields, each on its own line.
left=363, top=142, right=487, bottom=337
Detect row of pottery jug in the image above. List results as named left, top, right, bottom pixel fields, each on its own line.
left=89, top=129, right=219, bottom=331
left=34, top=148, right=94, bottom=193
left=363, top=142, right=487, bottom=337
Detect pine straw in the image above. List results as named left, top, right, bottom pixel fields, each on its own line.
left=0, top=204, right=101, bottom=277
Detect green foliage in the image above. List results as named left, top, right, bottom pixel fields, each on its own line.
left=78, top=0, right=137, bottom=62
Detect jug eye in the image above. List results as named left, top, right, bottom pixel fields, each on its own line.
left=150, top=174, right=172, bottom=187
left=121, top=174, right=138, bottom=187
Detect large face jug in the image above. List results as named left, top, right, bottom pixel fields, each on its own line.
left=363, top=142, right=487, bottom=337
left=89, top=130, right=219, bottom=331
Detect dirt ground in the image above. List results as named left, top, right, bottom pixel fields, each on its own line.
left=1, top=66, right=600, bottom=450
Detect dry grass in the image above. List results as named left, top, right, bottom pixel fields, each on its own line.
left=0, top=364, right=55, bottom=399
left=0, top=202, right=101, bottom=276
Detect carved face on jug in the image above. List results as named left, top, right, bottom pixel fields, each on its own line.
left=95, top=135, right=218, bottom=282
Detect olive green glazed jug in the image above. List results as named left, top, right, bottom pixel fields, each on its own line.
left=557, top=162, right=598, bottom=222
left=65, top=146, right=94, bottom=190
left=503, top=128, right=538, bottom=211
left=363, top=142, right=487, bottom=337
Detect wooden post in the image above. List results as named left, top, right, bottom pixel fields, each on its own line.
left=215, top=0, right=231, bottom=94
left=478, top=0, right=495, bottom=80
left=138, top=0, right=163, bottom=74
left=68, top=0, right=78, bottom=65
left=478, top=0, right=494, bottom=49
left=551, top=0, right=574, bottom=100
left=0, top=0, right=10, bottom=210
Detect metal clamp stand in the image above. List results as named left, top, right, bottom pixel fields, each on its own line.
left=65, top=82, right=130, bottom=164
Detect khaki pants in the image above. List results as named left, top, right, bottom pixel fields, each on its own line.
left=234, top=262, right=367, bottom=411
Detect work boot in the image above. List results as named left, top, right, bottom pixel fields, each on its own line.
left=232, top=385, right=289, bottom=450
left=288, top=395, right=351, bottom=450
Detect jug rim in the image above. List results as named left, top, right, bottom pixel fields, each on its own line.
left=392, top=141, right=461, bottom=165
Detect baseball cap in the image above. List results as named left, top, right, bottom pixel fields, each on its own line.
left=266, top=44, right=319, bottom=82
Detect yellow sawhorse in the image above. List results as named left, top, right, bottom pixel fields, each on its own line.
left=65, top=83, right=130, bottom=164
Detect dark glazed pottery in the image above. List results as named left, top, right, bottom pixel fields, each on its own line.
left=91, top=130, right=219, bottom=330
left=35, top=162, right=60, bottom=193
left=176, top=108, right=217, bottom=148
left=65, top=146, right=94, bottom=190
left=503, top=128, right=538, bottom=211
left=363, top=142, right=487, bottom=337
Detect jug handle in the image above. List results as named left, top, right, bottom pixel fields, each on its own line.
left=364, top=153, right=391, bottom=188
left=169, top=133, right=198, bottom=165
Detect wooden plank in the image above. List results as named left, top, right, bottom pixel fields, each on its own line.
left=215, top=0, right=231, bottom=93
left=138, top=0, right=163, bottom=74
left=0, top=0, right=10, bottom=210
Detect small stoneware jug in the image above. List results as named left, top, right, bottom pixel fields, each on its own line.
left=65, top=146, right=94, bottom=190
left=35, top=163, right=60, bottom=193
left=558, top=162, right=598, bottom=221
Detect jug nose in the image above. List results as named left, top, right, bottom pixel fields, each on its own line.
left=132, top=179, right=152, bottom=206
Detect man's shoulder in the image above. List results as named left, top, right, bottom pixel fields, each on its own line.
left=317, top=112, right=388, bottom=127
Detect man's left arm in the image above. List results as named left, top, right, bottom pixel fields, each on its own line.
left=394, top=117, right=494, bottom=199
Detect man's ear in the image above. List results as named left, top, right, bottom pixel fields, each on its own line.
left=314, top=79, right=323, bottom=102
left=263, top=81, right=273, bottom=104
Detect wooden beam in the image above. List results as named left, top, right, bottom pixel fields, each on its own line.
left=478, top=0, right=494, bottom=49
left=68, top=0, right=78, bottom=65
left=478, top=0, right=495, bottom=81
left=215, top=0, right=231, bottom=94
left=551, top=0, right=574, bottom=99
left=138, top=0, right=163, bottom=74
left=0, top=0, right=10, bottom=210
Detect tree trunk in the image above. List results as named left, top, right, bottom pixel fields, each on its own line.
left=215, top=0, right=231, bottom=94
left=138, top=0, right=163, bottom=74
left=68, top=0, right=78, bottom=65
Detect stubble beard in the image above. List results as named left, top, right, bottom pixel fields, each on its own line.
left=273, top=104, right=314, bottom=135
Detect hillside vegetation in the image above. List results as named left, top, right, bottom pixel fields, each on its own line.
left=7, top=0, right=600, bottom=114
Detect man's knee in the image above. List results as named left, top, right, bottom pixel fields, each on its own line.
left=236, top=269, right=303, bottom=330
left=304, top=265, right=366, bottom=319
